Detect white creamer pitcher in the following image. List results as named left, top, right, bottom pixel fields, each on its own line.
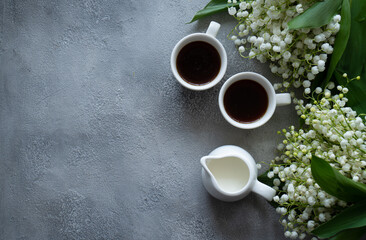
left=201, top=145, right=276, bottom=202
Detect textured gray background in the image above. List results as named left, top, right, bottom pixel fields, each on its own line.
left=0, top=1, right=299, bottom=239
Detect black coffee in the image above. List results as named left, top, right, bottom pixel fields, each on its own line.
left=176, top=41, right=221, bottom=85
left=224, top=80, right=268, bottom=123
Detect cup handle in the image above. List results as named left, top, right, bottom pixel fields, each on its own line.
left=206, top=21, right=221, bottom=38
left=252, top=180, right=276, bottom=201
left=275, top=93, right=291, bottom=106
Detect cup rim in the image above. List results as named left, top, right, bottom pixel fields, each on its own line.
left=218, top=72, right=276, bottom=129
left=170, top=33, right=227, bottom=91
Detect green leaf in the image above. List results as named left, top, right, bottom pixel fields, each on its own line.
left=330, top=226, right=366, bottom=240
left=299, top=116, right=305, bottom=128
left=324, top=0, right=351, bottom=84
left=188, top=0, right=239, bottom=23
left=334, top=68, right=366, bottom=114
left=258, top=170, right=273, bottom=187
left=311, top=156, right=366, bottom=202
left=332, top=0, right=366, bottom=114
left=288, top=0, right=342, bottom=29
left=312, top=201, right=366, bottom=239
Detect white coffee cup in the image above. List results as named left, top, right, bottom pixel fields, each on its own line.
left=219, top=72, right=291, bottom=129
left=170, top=21, right=227, bottom=91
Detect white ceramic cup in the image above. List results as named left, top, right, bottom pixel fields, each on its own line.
left=219, top=72, right=291, bottom=129
left=170, top=21, right=227, bottom=91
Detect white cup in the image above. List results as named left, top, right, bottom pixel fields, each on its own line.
left=219, top=72, right=291, bottom=129
left=170, top=21, right=227, bottom=91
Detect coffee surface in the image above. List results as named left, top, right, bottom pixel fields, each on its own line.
left=176, top=41, right=221, bottom=85
left=224, top=80, right=268, bottom=123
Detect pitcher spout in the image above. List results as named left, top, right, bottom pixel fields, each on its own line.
left=200, top=156, right=212, bottom=176
left=200, top=155, right=224, bottom=179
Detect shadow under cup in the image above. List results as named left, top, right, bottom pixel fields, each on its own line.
left=171, top=33, right=227, bottom=91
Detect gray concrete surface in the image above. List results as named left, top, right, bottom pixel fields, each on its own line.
left=0, top=1, right=298, bottom=239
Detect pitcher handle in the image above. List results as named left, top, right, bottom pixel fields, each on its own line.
left=252, top=180, right=276, bottom=201
left=275, top=93, right=291, bottom=107
left=206, top=21, right=221, bottom=38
